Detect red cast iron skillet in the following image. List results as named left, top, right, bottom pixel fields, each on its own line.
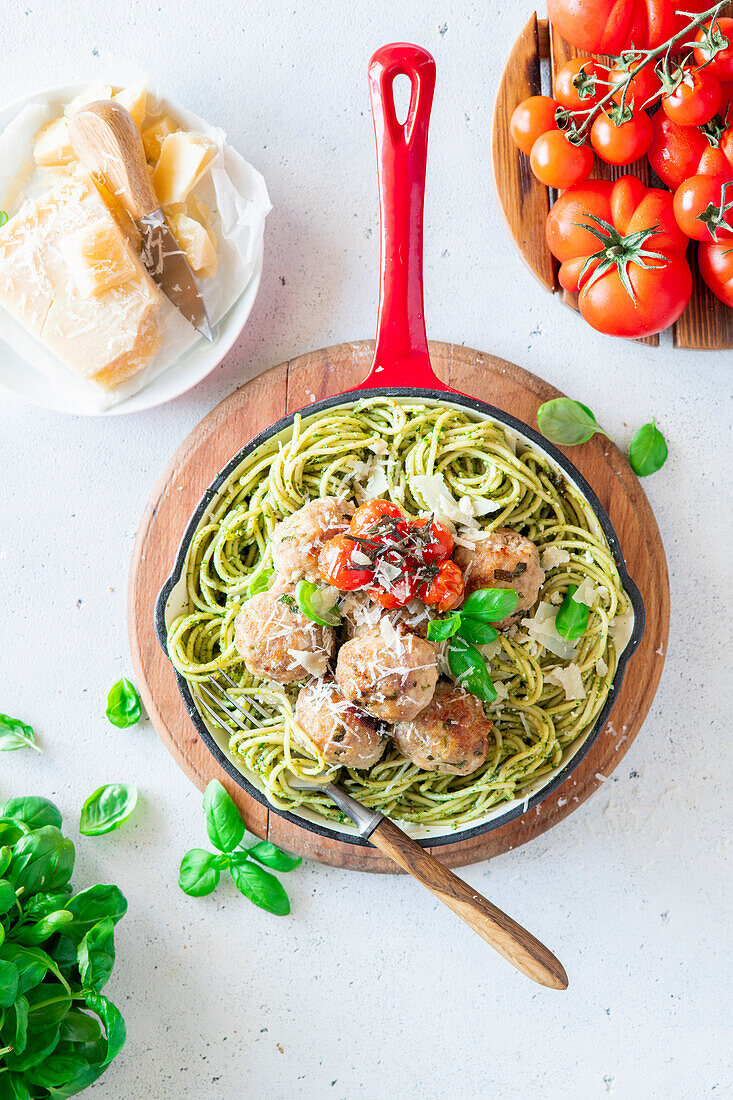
left=155, top=43, right=645, bottom=848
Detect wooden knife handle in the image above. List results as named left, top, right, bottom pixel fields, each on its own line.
left=369, top=817, right=568, bottom=990
left=69, top=100, right=159, bottom=220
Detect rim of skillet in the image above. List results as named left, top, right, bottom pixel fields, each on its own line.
left=154, top=386, right=646, bottom=849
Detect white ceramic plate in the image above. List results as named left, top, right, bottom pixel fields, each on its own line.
left=0, top=82, right=266, bottom=416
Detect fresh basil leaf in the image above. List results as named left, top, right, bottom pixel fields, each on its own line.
left=0, top=877, right=17, bottom=916
left=0, top=946, right=50, bottom=995
left=8, top=827, right=75, bottom=896
left=5, top=1073, right=32, bottom=1100
left=461, top=587, right=519, bottom=622
left=537, top=398, right=612, bottom=446
left=58, top=1008, right=102, bottom=1044
left=0, top=846, right=11, bottom=876
left=629, top=419, right=668, bottom=477
left=77, top=917, right=115, bottom=992
left=9, top=994, right=29, bottom=1056
left=26, top=983, right=72, bottom=1030
left=105, top=678, right=142, bottom=728
left=82, top=992, right=126, bottom=1068
left=15, top=910, right=75, bottom=946
left=0, top=957, right=19, bottom=1007
left=230, top=861, right=290, bottom=915
left=178, top=849, right=221, bottom=896
left=203, top=780, right=245, bottom=853
left=0, top=797, right=62, bottom=831
left=3, top=1021, right=61, bottom=1073
left=426, top=614, right=462, bottom=642
left=22, top=891, right=73, bottom=921
left=79, top=785, right=138, bottom=837
left=457, top=618, right=499, bottom=645
left=447, top=638, right=498, bottom=705
left=246, top=841, right=302, bottom=873
left=294, top=579, right=341, bottom=627
left=555, top=585, right=590, bottom=640
left=246, top=565, right=274, bottom=597
left=25, top=1052, right=90, bottom=1089
left=0, top=821, right=25, bottom=847
left=0, top=715, right=41, bottom=754
left=62, top=884, right=127, bottom=943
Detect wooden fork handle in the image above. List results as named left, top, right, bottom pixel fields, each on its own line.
left=369, top=817, right=568, bottom=989
left=69, top=100, right=159, bottom=221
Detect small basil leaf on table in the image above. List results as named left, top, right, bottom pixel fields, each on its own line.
left=457, top=618, right=499, bottom=645
left=203, top=779, right=245, bottom=852
left=426, top=614, right=462, bottom=642
left=77, top=917, right=116, bottom=992
left=79, top=785, right=138, bottom=837
left=105, top=678, right=141, bottom=728
left=447, top=638, right=498, bottom=705
left=461, top=587, right=519, bottom=621
left=554, top=584, right=590, bottom=640
left=229, top=860, right=291, bottom=915
left=537, top=398, right=612, bottom=446
left=0, top=714, right=41, bottom=753
left=178, top=849, right=222, bottom=896
left=0, top=796, right=61, bottom=830
left=629, top=418, right=668, bottom=476
left=246, top=841, right=302, bottom=872
left=295, top=580, right=341, bottom=627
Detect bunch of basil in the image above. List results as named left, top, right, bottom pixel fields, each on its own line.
left=0, top=797, right=126, bottom=1098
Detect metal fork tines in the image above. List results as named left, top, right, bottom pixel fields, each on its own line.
left=197, top=671, right=273, bottom=733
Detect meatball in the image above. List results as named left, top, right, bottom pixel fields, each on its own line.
left=293, top=678, right=387, bottom=768
left=271, top=497, right=354, bottom=583
left=393, top=681, right=493, bottom=775
left=335, top=622, right=438, bottom=722
left=234, top=591, right=334, bottom=684
left=453, top=527, right=545, bottom=625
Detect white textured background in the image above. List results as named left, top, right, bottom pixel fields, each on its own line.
left=1, top=1, right=731, bottom=1097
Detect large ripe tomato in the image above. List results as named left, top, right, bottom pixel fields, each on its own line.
left=553, top=58, right=606, bottom=111
left=547, top=0, right=708, bottom=54
left=648, top=110, right=733, bottom=188
left=591, top=108, right=653, bottom=165
left=530, top=129, right=593, bottom=188
left=698, top=237, right=733, bottom=305
left=673, top=175, right=733, bottom=240
left=694, top=17, right=733, bottom=81
left=662, top=66, right=723, bottom=126
left=545, top=176, right=693, bottom=338
left=608, top=59, right=661, bottom=110
left=510, top=96, right=559, bottom=156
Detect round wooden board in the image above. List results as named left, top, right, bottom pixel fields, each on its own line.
left=128, top=340, right=669, bottom=873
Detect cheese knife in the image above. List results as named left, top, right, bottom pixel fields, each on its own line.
left=69, top=101, right=214, bottom=342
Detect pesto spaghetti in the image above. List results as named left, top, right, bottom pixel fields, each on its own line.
left=167, top=397, right=631, bottom=828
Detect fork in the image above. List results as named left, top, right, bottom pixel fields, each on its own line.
left=198, top=673, right=568, bottom=990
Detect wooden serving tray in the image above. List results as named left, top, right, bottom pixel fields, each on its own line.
left=491, top=11, right=733, bottom=349
left=128, top=341, right=670, bottom=872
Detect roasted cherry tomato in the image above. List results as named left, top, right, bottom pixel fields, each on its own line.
left=699, top=236, right=733, bottom=305
left=553, top=58, right=606, bottom=111
left=591, top=107, right=653, bottom=165
left=530, top=129, right=594, bottom=189
left=673, top=175, right=733, bottom=240
left=349, top=499, right=406, bottom=537
left=410, top=517, right=453, bottom=565
left=509, top=95, right=559, bottom=156
left=370, top=570, right=421, bottom=610
left=608, top=59, right=661, bottom=110
left=694, top=17, right=733, bottom=81
left=662, top=66, right=723, bottom=126
left=419, top=560, right=465, bottom=613
left=318, top=534, right=373, bottom=591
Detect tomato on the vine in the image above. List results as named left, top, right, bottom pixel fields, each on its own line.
left=419, top=561, right=465, bottom=613
left=553, top=58, right=606, bottom=111
left=545, top=176, right=692, bottom=338
left=591, top=107, right=653, bottom=165
left=648, top=110, right=733, bottom=188
left=694, top=17, right=733, bottom=81
left=698, top=237, right=733, bottom=305
left=530, top=129, right=593, bottom=188
left=509, top=96, right=559, bottom=156
left=673, top=175, right=733, bottom=240
left=318, top=535, right=373, bottom=590
left=662, top=66, right=723, bottom=126
left=608, top=59, right=661, bottom=110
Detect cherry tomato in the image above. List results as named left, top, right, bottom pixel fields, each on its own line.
left=419, top=561, right=465, bottom=613
left=370, top=569, right=421, bottom=610
left=591, top=108, right=653, bottom=165
left=608, top=59, right=661, bottom=110
left=694, top=17, right=733, bottom=81
left=662, top=66, right=723, bottom=126
left=698, top=237, right=733, bottom=305
left=553, top=58, right=606, bottom=111
left=410, top=518, right=453, bottom=565
left=318, top=534, right=373, bottom=591
left=673, top=175, right=733, bottom=240
left=510, top=95, right=559, bottom=156
left=349, top=499, right=406, bottom=537
left=530, top=130, right=594, bottom=188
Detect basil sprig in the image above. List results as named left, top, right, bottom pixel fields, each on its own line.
left=448, top=638, right=498, bottom=704
left=0, top=796, right=127, bottom=1095
left=179, top=780, right=301, bottom=915
left=629, top=419, right=668, bottom=477
left=295, top=580, right=341, bottom=627
left=105, top=678, right=141, bottom=728
left=537, top=398, right=612, bottom=446
left=427, top=587, right=520, bottom=706
left=554, top=584, right=590, bottom=640
left=80, top=784, right=138, bottom=837
left=0, top=714, right=41, bottom=753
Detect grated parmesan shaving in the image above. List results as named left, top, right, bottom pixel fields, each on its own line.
left=573, top=576, right=600, bottom=606
left=287, top=648, right=330, bottom=677
left=546, top=663, right=586, bottom=700
left=540, top=546, right=571, bottom=571
left=521, top=601, right=578, bottom=659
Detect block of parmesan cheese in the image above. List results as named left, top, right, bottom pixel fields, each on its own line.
left=113, top=80, right=148, bottom=129
left=0, top=171, right=162, bottom=390
left=34, top=117, right=76, bottom=167
left=152, top=131, right=216, bottom=205
left=166, top=211, right=218, bottom=278
left=142, top=115, right=178, bottom=161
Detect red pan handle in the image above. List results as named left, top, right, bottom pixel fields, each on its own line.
left=359, top=43, right=449, bottom=391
